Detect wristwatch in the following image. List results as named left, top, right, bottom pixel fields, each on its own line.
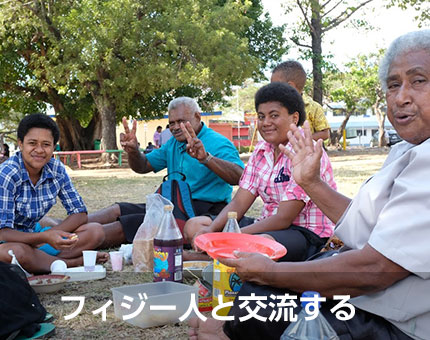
left=200, top=152, right=214, bottom=165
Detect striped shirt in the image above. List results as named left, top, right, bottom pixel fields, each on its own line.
left=239, top=138, right=336, bottom=238
left=0, top=152, right=87, bottom=232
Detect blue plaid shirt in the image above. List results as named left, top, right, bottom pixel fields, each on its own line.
left=0, top=152, right=87, bottom=232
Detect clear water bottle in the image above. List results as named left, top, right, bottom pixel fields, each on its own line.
left=222, top=211, right=241, bottom=233
left=212, top=211, right=242, bottom=316
left=280, top=291, right=339, bottom=340
left=153, top=205, right=183, bottom=282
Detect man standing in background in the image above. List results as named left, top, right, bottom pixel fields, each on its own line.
left=160, top=124, right=173, bottom=145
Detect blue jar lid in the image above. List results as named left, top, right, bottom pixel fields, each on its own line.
left=301, top=291, right=321, bottom=309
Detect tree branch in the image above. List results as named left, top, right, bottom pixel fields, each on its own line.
left=321, top=0, right=334, bottom=10
left=17, top=0, right=62, bottom=41
left=323, top=0, right=374, bottom=33
left=296, top=0, right=315, bottom=35
left=2, top=82, right=49, bottom=103
left=322, top=0, right=373, bottom=33
left=290, top=37, right=312, bottom=49
left=322, top=0, right=344, bottom=19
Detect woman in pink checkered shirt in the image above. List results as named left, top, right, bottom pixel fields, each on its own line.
left=184, top=82, right=336, bottom=262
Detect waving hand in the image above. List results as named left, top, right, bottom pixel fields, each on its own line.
left=279, top=121, right=323, bottom=188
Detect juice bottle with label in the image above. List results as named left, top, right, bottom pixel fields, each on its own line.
left=153, top=205, right=183, bottom=282
left=212, top=211, right=243, bottom=316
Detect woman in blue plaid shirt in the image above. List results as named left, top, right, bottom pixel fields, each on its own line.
left=0, top=114, right=107, bottom=273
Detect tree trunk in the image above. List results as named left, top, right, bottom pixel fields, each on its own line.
left=331, top=111, right=353, bottom=147
left=93, top=96, right=117, bottom=150
left=91, top=89, right=118, bottom=162
left=55, top=111, right=102, bottom=151
left=311, top=0, right=323, bottom=105
left=330, top=130, right=340, bottom=146
left=48, top=88, right=102, bottom=151
left=373, top=103, right=387, bottom=147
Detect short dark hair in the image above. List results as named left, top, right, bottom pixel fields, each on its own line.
left=272, top=60, right=307, bottom=92
left=17, top=114, right=60, bottom=144
left=255, top=82, right=306, bottom=127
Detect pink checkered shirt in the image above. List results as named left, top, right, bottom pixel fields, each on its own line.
left=239, top=139, right=336, bottom=238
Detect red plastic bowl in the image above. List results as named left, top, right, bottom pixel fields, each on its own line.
left=194, top=232, right=287, bottom=260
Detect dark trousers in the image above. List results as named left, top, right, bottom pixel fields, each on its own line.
left=234, top=216, right=328, bottom=263
left=223, top=282, right=413, bottom=340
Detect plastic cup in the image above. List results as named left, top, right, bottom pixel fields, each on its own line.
left=82, top=250, right=97, bottom=272
left=110, top=251, right=124, bottom=272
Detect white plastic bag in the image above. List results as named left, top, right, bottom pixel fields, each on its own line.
left=119, top=244, right=133, bottom=265
left=132, top=194, right=173, bottom=272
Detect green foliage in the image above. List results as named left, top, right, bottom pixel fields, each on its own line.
left=326, top=52, right=384, bottom=112
left=0, top=51, right=46, bottom=138
left=241, top=0, right=288, bottom=79
left=0, top=0, right=96, bottom=126
left=325, top=50, right=387, bottom=145
left=388, top=0, right=430, bottom=25
left=43, top=0, right=267, bottom=118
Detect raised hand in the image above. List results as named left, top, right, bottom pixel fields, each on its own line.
left=219, top=251, right=275, bottom=285
left=180, top=122, right=207, bottom=161
left=120, top=117, right=139, bottom=153
left=279, top=121, right=323, bottom=188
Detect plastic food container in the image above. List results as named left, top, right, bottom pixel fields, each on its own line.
left=111, top=281, right=198, bottom=328
left=183, top=260, right=212, bottom=279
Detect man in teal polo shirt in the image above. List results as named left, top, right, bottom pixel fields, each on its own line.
left=88, top=97, right=244, bottom=247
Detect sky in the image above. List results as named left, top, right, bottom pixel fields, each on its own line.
left=261, top=1, right=427, bottom=73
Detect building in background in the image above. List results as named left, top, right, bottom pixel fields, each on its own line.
left=325, top=103, right=395, bottom=147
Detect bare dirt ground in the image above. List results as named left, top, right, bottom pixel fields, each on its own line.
left=39, top=147, right=389, bottom=339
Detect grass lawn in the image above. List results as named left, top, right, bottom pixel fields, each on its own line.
left=38, top=147, right=389, bottom=339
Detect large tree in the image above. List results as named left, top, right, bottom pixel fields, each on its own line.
left=282, top=0, right=375, bottom=104
left=0, top=0, right=286, bottom=150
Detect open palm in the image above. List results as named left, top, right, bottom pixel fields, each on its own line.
left=280, top=121, right=323, bottom=187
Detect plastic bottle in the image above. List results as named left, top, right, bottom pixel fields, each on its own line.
left=153, top=205, right=183, bottom=282
left=222, top=211, right=241, bottom=233
left=212, top=211, right=242, bottom=316
left=280, top=291, right=339, bottom=340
